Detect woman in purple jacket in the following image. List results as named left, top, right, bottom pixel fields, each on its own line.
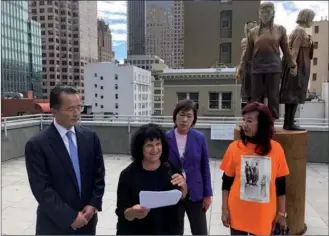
left=166, top=99, right=213, bottom=235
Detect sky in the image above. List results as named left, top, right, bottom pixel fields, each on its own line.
left=97, top=1, right=329, bottom=64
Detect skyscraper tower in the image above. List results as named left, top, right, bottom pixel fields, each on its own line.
left=28, top=0, right=98, bottom=100
left=127, top=0, right=146, bottom=56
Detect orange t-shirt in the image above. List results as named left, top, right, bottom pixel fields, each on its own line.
left=219, top=140, right=289, bottom=235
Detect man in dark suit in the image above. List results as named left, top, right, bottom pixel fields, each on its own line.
left=25, top=86, right=106, bottom=235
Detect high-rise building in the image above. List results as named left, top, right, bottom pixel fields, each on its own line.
left=97, top=19, right=115, bottom=62
left=1, top=0, right=43, bottom=98
left=145, top=2, right=175, bottom=68
left=309, top=19, right=329, bottom=97
left=28, top=19, right=43, bottom=98
left=127, top=0, right=146, bottom=56
left=28, top=0, right=98, bottom=100
left=183, top=0, right=260, bottom=68
left=173, top=0, right=184, bottom=69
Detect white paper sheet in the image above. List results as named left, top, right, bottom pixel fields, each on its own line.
left=139, top=189, right=182, bottom=209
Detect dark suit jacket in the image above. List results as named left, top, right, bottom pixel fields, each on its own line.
left=115, top=160, right=184, bottom=235
left=167, top=128, right=213, bottom=201
left=25, top=123, right=105, bottom=235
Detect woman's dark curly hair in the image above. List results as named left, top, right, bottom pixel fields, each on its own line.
left=130, top=123, right=169, bottom=162
left=240, top=102, right=274, bottom=155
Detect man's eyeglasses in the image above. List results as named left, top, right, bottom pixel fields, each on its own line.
left=63, top=105, right=84, bottom=113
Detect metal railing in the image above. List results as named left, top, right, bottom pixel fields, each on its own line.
left=0, top=113, right=328, bottom=138
left=1, top=113, right=329, bottom=124
left=1, top=113, right=328, bottom=128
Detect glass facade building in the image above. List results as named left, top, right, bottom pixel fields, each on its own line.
left=28, top=20, right=42, bottom=97
left=1, top=0, right=42, bottom=98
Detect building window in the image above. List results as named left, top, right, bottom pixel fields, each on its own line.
left=220, top=10, right=232, bottom=38
left=94, top=84, right=97, bottom=88
left=313, top=58, right=318, bottom=66
left=313, top=42, right=318, bottom=49
left=100, top=95, right=103, bottom=99
left=115, top=74, right=118, bottom=80
left=95, top=93, right=97, bottom=97
left=219, top=43, right=232, bottom=64
left=314, top=26, right=319, bottom=34
left=115, top=103, right=119, bottom=109
left=115, top=84, right=118, bottom=89
left=312, top=73, right=317, bottom=81
left=177, top=92, right=199, bottom=109
left=100, top=86, right=103, bottom=89
left=208, top=92, right=232, bottom=110
left=100, top=105, right=103, bottom=108
left=100, top=76, right=103, bottom=80
left=115, top=94, right=118, bottom=99
left=95, top=103, right=98, bottom=107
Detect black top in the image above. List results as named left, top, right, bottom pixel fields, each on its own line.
left=115, top=160, right=184, bottom=235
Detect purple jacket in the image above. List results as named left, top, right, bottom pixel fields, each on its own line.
left=166, top=128, right=213, bottom=201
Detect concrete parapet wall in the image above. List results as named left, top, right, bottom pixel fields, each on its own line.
left=1, top=121, right=328, bottom=163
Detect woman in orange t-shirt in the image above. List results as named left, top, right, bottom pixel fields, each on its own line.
left=220, top=102, right=290, bottom=235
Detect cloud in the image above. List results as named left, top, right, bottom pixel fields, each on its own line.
left=97, top=1, right=127, bottom=15
left=113, top=41, right=126, bottom=47
left=109, top=23, right=127, bottom=31
left=112, top=33, right=127, bottom=42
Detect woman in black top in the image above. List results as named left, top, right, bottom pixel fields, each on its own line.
left=115, top=123, right=188, bottom=235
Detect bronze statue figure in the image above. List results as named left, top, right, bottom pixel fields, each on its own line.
left=280, top=9, right=315, bottom=130
left=236, top=2, right=297, bottom=120
left=237, top=21, right=258, bottom=103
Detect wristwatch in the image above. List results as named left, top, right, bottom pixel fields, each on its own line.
left=278, top=212, right=287, bottom=217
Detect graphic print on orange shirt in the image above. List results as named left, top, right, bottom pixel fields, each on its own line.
left=240, top=155, right=272, bottom=203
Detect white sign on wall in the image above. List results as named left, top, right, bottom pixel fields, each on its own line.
left=210, top=124, right=237, bottom=140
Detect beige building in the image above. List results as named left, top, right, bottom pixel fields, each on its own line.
left=29, top=0, right=98, bottom=100
left=183, top=0, right=260, bottom=68
left=145, top=1, right=184, bottom=69
left=124, top=55, right=165, bottom=71
left=161, top=68, right=242, bottom=117
left=309, top=19, right=329, bottom=97
left=151, top=63, right=169, bottom=115
left=98, top=19, right=115, bottom=62
left=173, top=0, right=184, bottom=69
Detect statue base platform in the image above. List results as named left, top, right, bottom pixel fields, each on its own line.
left=234, top=127, right=308, bottom=235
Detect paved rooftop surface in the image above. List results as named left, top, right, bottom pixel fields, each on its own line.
left=2, top=155, right=328, bottom=235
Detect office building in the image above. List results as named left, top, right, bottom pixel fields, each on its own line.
left=29, top=0, right=98, bottom=100
left=173, top=0, right=184, bottom=68
left=309, top=19, right=329, bottom=97
left=146, top=2, right=175, bottom=68
left=98, top=19, right=115, bottom=62
left=124, top=55, right=165, bottom=71
left=161, top=67, right=241, bottom=117
left=183, top=0, right=260, bottom=68
left=1, top=1, right=43, bottom=98
left=127, top=0, right=146, bottom=55
left=84, top=62, right=153, bottom=116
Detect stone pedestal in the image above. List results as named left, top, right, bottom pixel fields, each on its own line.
left=234, top=127, right=308, bottom=235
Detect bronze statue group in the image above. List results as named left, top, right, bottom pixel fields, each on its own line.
left=236, top=2, right=315, bottom=132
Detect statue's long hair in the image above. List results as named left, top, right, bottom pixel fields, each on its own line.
left=258, top=2, right=275, bottom=35
left=244, top=21, right=257, bottom=37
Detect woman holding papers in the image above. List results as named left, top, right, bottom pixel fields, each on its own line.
left=167, top=99, right=213, bottom=235
left=115, top=123, right=188, bottom=235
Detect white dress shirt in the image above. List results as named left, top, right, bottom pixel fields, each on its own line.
left=53, top=118, right=77, bottom=153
